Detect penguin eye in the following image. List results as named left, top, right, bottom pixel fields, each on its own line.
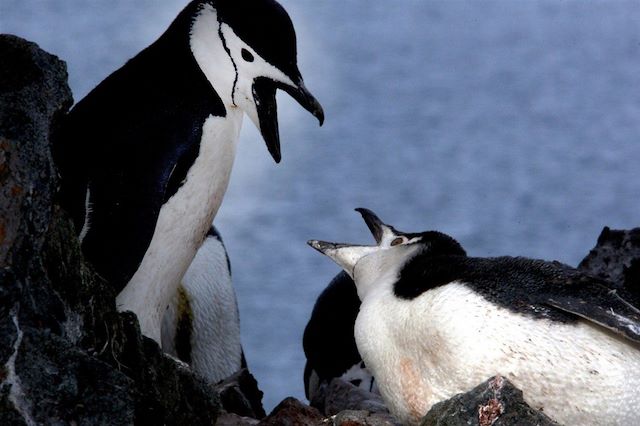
left=391, top=237, right=405, bottom=246
left=241, top=48, right=254, bottom=62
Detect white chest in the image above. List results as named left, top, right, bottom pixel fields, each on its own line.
left=355, top=282, right=640, bottom=425
left=116, top=112, right=243, bottom=343
left=161, top=236, right=242, bottom=383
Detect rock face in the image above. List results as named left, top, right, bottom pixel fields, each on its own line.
left=0, top=34, right=264, bottom=425
left=579, top=226, right=640, bottom=305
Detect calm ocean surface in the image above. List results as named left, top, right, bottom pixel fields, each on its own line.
left=3, top=0, right=640, bottom=410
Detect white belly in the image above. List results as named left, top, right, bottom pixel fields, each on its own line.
left=116, top=112, right=242, bottom=343
left=355, top=283, right=640, bottom=425
left=161, top=235, right=242, bottom=383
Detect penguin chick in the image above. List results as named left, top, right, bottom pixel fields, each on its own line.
left=53, top=0, right=324, bottom=343
left=308, top=208, right=640, bottom=425
left=161, top=226, right=243, bottom=384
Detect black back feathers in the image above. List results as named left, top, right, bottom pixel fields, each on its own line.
left=394, top=237, right=640, bottom=343
left=303, top=271, right=362, bottom=398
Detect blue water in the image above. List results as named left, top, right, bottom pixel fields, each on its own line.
left=3, top=0, right=640, bottom=411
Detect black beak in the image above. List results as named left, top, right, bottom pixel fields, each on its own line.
left=252, top=76, right=324, bottom=164
left=280, top=78, right=324, bottom=126
left=253, top=77, right=281, bottom=163
left=307, top=240, right=352, bottom=254
left=355, top=208, right=389, bottom=244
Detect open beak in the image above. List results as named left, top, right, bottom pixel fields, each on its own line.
left=355, top=208, right=389, bottom=244
left=252, top=76, right=324, bottom=164
left=307, top=208, right=408, bottom=277
left=280, top=78, right=324, bottom=125
left=307, top=240, right=377, bottom=279
left=307, top=208, right=387, bottom=278
left=355, top=207, right=407, bottom=246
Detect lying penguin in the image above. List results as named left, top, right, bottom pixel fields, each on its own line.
left=53, top=0, right=323, bottom=343
left=303, top=208, right=414, bottom=400
left=308, top=208, right=640, bottom=425
left=161, top=226, right=243, bottom=384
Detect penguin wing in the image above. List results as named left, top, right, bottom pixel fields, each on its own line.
left=77, top=111, right=205, bottom=290
left=81, top=168, right=169, bottom=289
left=302, top=271, right=363, bottom=394
left=62, top=86, right=210, bottom=290
left=544, top=273, right=640, bottom=343
left=463, top=257, right=640, bottom=344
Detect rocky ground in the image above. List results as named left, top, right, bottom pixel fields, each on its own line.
left=1, top=34, right=638, bottom=425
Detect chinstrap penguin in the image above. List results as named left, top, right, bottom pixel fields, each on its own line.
left=303, top=271, right=373, bottom=402
left=161, top=226, right=244, bottom=384
left=304, top=208, right=416, bottom=401
left=308, top=208, right=640, bottom=425
left=53, top=0, right=324, bottom=343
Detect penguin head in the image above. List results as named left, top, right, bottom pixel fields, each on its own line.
left=191, top=0, right=324, bottom=163
left=308, top=208, right=466, bottom=300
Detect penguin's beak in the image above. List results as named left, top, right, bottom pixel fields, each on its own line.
left=355, top=208, right=388, bottom=244
left=252, top=76, right=324, bottom=164
left=279, top=77, right=324, bottom=125
left=307, top=240, right=377, bottom=279
left=355, top=207, right=403, bottom=246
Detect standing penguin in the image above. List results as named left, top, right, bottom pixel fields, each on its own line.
left=309, top=208, right=640, bottom=425
left=53, top=0, right=323, bottom=343
left=303, top=208, right=413, bottom=400
left=161, top=226, right=243, bottom=384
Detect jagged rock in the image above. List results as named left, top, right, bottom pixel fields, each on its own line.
left=311, top=377, right=391, bottom=419
left=0, top=33, right=74, bottom=337
left=419, top=376, right=559, bottom=426
left=11, top=328, right=134, bottom=425
left=216, top=412, right=261, bottom=426
left=578, top=226, right=640, bottom=305
left=214, top=369, right=267, bottom=419
left=259, top=397, right=324, bottom=426
left=295, top=377, right=398, bottom=425
left=0, top=34, right=265, bottom=425
left=0, top=33, right=130, bottom=425
left=332, top=409, right=399, bottom=426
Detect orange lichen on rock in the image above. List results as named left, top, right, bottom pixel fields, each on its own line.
left=478, top=397, right=503, bottom=426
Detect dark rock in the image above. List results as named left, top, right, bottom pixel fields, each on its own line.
left=312, top=377, right=390, bottom=418
left=578, top=227, right=640, bottom=305
left=0, top=34, right=265, bottom=425
left=420, top=376, right=559, bottom=426
left=0, top=33, right=73, bottom=340
left=259, top=397, right=324, bottom=426
left=14, top=328, right=134, bottom=425
left=333, top=409, right=399, bottom=426
left=216, top=412, right=260, bottom=426
left=110, top=312, right=222, bottom=424
left=214, top=369, right=266, bottom=419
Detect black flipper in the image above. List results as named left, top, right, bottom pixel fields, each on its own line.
left=545, top=279, right=640, bottom=343
left=397, top=253, right=640, bottom=345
